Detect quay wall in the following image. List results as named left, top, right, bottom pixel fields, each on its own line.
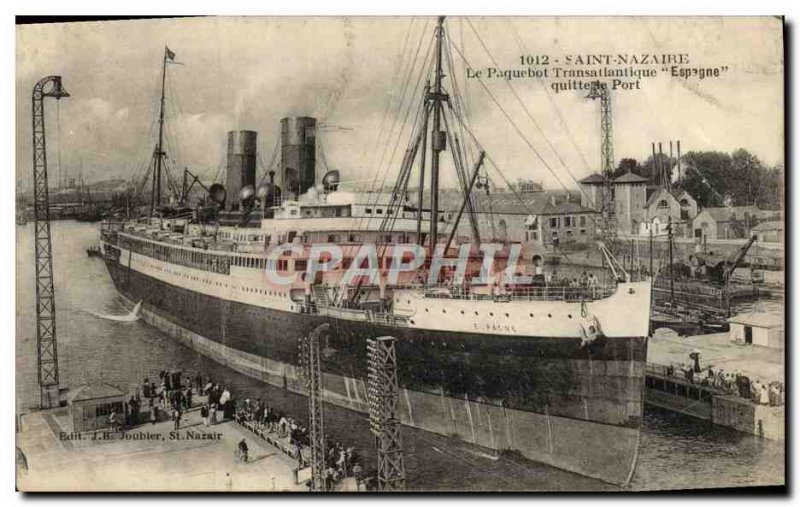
left=645, top=371, right=784, bottom=442
left=120, top=294, right=643, bottom=486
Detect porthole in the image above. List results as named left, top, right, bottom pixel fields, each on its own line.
left=548, top=313, right=552, bottom=318
left=568, top=314, right=572, bottom=319
left=529, top=313, right=534, bottom=318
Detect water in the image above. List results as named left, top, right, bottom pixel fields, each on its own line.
left=15, top=221, right=784, bottom=490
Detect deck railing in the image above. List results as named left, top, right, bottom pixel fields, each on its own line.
left=417, top=284, right=617, bottom=302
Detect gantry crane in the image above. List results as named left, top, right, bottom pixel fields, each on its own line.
left=586, top=81, right=615, bottom=242
left=31, top=75, right=69, bottom=408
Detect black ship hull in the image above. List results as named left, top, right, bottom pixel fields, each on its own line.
left=103, top=257, right=646, bottom=486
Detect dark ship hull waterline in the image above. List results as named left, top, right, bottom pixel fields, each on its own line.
left=101, top=232, right=650, bottom=486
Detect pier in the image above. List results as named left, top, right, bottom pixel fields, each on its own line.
left=645, top=330, right=784, bottom=441
left=16, top=402, right=307, bottom=492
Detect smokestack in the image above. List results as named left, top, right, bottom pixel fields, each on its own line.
left=280, top=117, right=317, bottom=199
left=651, top=142, right=657, bottom=174
left=677, top=140, right=682, bottom=184
left=225, top=130, right=258, bottom=211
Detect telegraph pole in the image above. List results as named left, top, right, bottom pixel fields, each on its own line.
left=31, top=75, right=69, bottom=409
left=298, top=324, right=329, bottom=491
left=668, top=216, right=675, bottom=307
left=366, top=336, right=406, bottom=491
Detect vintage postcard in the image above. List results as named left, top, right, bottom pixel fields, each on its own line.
left=15, top=16, right=785, bottom=492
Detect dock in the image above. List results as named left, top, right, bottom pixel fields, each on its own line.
left=16, top=404, right=308, bottom=491
left=645, top=330, right=784, bottom=441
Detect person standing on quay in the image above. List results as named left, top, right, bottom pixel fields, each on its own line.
left=201, top=403, right=209, bottom=427
left=172, top=409, right=182, bottom=431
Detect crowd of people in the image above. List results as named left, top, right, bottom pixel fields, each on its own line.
left=548, top=271, right=601, bottom=289
left=109, top=368, right=367, bottom=490
left=107, top=370, right=237, bottom=432
left=666, top=361, right=785, bottom=406
left=235, top=398, right=364, bottom=491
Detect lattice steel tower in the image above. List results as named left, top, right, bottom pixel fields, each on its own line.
left=31, top=76, right=69, bottom=409
left=587, top=81, right=615, bottom=241
left=367, top=336, right=406, bottom=491
left=298, top=324, right=329, bottom=491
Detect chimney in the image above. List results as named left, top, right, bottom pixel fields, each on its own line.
left=280, top=117, right=317, bottom=199
left=225, top=130, right=257, bottom=211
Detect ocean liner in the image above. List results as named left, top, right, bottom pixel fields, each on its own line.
left=99, top=18, right=651, bottom=486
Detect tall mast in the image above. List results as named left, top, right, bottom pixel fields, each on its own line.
left=416, top=82, right=430, bottom=245
left=428, top=16, right=448, bottom=254
left=151, top=46, right=169, bottom=216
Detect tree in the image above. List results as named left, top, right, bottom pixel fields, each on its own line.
left=754, top=165, right=784, bottom=210
left=678, top=151, right=731, bottom=208
left=727, top=149, right=765, bottom=206
left=612, top=158, right=642, bottom=178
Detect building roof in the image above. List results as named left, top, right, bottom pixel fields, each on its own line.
left=613, top=172, right=649, bottom=184
left=728, top=312, right=783, bottom=328
left=578, top=173, right=605, bottom=184
left=68, top=383, right=126, bottom=403
left=752, top=220, right=784, bottom=232
left=418, top=191, right=596, bottom=216
left=755, top=209, right=783, bottom=221
left=644, top=187, right=676, bottom=210
left=672, top=189, right=696, bottom=204
left=700, top=206, right=760, bottom=222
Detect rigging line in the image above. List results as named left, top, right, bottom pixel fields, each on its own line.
left=364, top=97, right=428, bottom=236
left=212, top=153, right=226, bottom=184
left=256, top=137, right=281, bottom=188
left=445, top=97, right=598, bottom=261
left=357, top=33, right=435, bottom=232
left=447, top=36, right=604, bottom=235
left=363, top=17, right=423, bottom=185
left=442, top=28, right=472, bottom=167
left=166, top=73, right=183, bottom=166
left=441, top=106, right=475, bottom=220
left=56, top=100, right=62, bottom=191
left=447, top=38, right=572, bottom=192
left=364, top=64, right=430, bottom=223
left=466, top=18, right=594, bottom=197
left=444, top=127, right=480, bottom=242
left=366, top=22, right=434, bottom=201
left=458, top=18, right=471, bottom=124
left=443, top=27, right=479, bottom=209
left=317, top=135, right=331, bottom=174
left=481, top=153, right=583, bottom=263
left=505, top=19, right=593, bottom=173
left=461, top=35, right=599, bottom=232
left=366, top=20, right=433, bottom=196
left=356, top=24, right=435, bottom=241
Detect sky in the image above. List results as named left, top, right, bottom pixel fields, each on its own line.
left=15, top=16, right=784, bottom=193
